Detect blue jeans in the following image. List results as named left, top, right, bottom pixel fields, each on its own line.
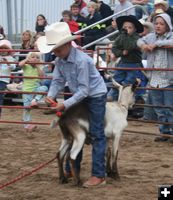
left=0, top=81, right=7, bottom=115
left=107, top=62, right=140, bottom=101
left=143, top=91, right=157, bottom=121
left=65, top=94, right=107, bottom=178
left=23, top=85, right=48, bottom=127
left=149, top=85, right=173, bottom=134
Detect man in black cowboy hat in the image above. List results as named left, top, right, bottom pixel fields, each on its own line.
left=107, top=15, right=144, bottom=101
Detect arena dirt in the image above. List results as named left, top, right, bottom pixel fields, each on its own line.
left=0, top=109, right=173, bottom=200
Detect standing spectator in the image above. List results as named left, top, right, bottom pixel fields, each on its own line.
left=37, top=22, right=107, bottom=186
left=0, top=40, right=16, bottom=118
left=18, top=30, right=34, bottom=61
left=0, top=25, right=5, bottom=39
left=71, top=3, right=87, bottom=29
left=82, top=1, right=106, bottom=50
left=18, top=52, right=48, bottom=132
left=90, top=0, right=114, bottom=26
left=107, top=15, right=143, bottom=101
left=137, top=13, right=173, bottom=141
left=35, top=14, right=48, bottom=33
left=74, top=0, right=89, bottom=17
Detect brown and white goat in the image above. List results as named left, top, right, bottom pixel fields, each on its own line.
left=56, top=80, right=136, bottom=186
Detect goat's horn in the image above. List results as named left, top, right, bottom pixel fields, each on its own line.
left=112, top=78, right=122, bottom=89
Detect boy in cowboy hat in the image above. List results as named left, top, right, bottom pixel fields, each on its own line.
left=107, top=15, right=143, bottom=101
left=37, top=22, right=107, bottom=187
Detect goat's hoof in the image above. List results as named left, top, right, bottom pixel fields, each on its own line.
left=59, top=176, right=68, bottom=184
left=107, top=172, right=120, bottom=180
left=73, top=179, right=82, bottom=187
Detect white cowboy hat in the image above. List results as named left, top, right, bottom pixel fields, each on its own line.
left=154, top=0, right=168, bottom=7
left=37, top=22, right=80, bottom=53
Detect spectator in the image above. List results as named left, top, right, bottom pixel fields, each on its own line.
left=0, top=40, right=16, bottom=118
left=0, top=25, right=5, bottom=39
left=137, top=13, right=173, bottom=142
left=37, top=22, right=107, bottom=187
left=61, top=10, right=79, bottom=33
left=74, top=0, right=89, bottom=17
left=139, top=20, right=154, bottom=37
left=107, top=15, right=143, bottom=101
left=152, top=0, right=173, bottom=24
left=71, top=3, right=87, bottom=29
left=18, top=30, right=34, bottom=61
left=131, top=0, right=151, bottom=19
left=82, top=1, right=106, bottom=50
left=35, top=14, right=48, bottom=33
left=18, top=52, right=48, bottom=132
left=90, top=0, right=114, bottom=26
left=112, top=0, right=135, bottom=30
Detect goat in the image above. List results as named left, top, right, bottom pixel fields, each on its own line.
left=56, top=79, right=137, bottom=186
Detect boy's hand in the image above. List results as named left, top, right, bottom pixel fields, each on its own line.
left=147, top=44, right=156, bottom=51
left=18, top=59, right=27, bottom=67
left=112, top=20, right=117, bottom=29
left=141, top=44, right=156, bottom=52
left=123, top=50, right=128, bottom=56
left=50, top=102, right=65, bottom=112
left=45, top=96, right=55, bottom=106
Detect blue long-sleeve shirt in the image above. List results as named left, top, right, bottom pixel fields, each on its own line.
left=48, top=47, right=107, bottom=109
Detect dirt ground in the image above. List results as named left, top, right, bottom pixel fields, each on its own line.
left=0, top=108, right=173, bottom=200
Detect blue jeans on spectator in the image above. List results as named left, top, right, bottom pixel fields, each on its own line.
left=149, top=85, right=173, bottom=135
left=23, top=85, right=48, bottom=127
left=143, top=91, right=157, bottom=121
left=0, top=81, right=7, bottom=116
left=65, top=94, right=107, bottom=178
left=107, top=62, right=140, bottom=101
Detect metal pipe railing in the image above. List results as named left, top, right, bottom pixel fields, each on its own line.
left=82, top=30, right=118, bottom=49
left=74, top=5, right=148, bottom=35
left=82, top=15, right=149, bottom=49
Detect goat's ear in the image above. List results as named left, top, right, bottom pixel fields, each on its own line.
left=131, top=80, right=139, bottom=92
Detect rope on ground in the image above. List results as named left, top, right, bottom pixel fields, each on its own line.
left=125, top=129, right=173, bottom=139
left=0, top=155, right=57, bottom=190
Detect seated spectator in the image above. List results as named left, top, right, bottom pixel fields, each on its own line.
left=131, top=0, right=152, bottom=19
left=111, top=0, right=135, bottom=31
left=74, top=0, right=89, bottom=17
left=71, top=3, right=87, bottom=29
left=61, top=10, right=79, bottom=33
left=35, top=14, right=48, bottom=33
left=18, top=52, right=48, bottom=132
left=18, top=30, right=34, bottom=61
left=0, top=40, right=16, bottom=118
left=139, top=20, right=154, bottom=37
left=82, top=1, right=106, bottom=50
left=107, top=15, right=144, bottom=101
left=90, top=0, right=114, bottom=27
left=137, top=13, right=173, bottom=142
left=150, top=0, right=173, bottom=24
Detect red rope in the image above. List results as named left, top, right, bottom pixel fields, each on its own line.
left=0, top=156, right=57, bottom=190
left=0, top=120, right=50, bottom=125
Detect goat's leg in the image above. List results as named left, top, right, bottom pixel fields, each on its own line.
left=111, top=135, right=120, bottom=180
left=57, top=138, right=70, bottom=184
left=106, top=139, right=112, bottom=177
left=70, top=132, right=86, bottom=186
